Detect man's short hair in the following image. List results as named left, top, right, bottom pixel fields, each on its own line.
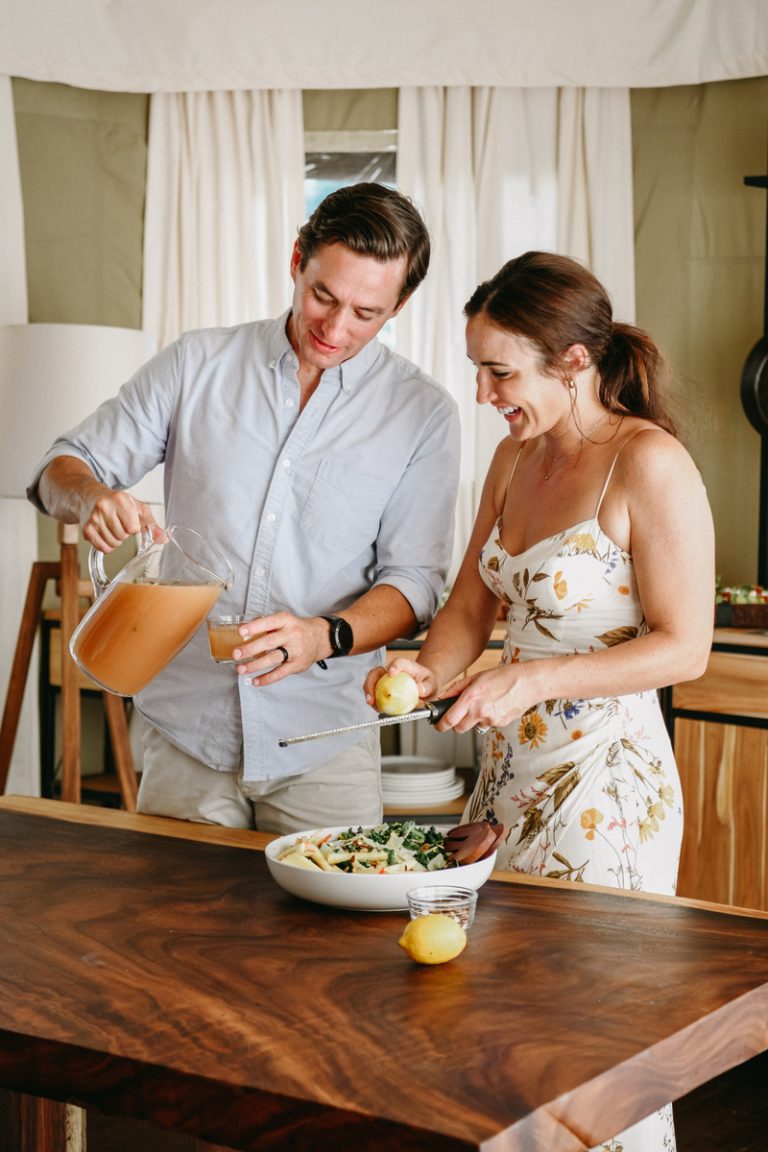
left=296, top=182, right=430, bottom=304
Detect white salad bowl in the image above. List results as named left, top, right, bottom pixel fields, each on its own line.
left=264, top=824, right=497, bottom=911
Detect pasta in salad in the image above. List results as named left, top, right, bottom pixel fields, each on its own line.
left=276, top=821, right=455, bottom=875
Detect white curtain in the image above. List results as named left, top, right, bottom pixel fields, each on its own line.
left=397, top=85, right=635, bottom=551
left=556, top=88, right=636, bottom=322
left=143, top=89, right=305, bottom=347
left=0, top=74, right=38, bottom=795
left=395, top=88, right=478, bottom=576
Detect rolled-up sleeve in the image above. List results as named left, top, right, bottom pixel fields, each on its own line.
left=27, top=341, right=179, bottom=509
left=372, top=396, right=460, bottom=627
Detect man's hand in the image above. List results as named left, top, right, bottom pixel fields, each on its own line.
left=81, top=489, right=163, bottom=552
left=38, top=456, right=162, bottom=552
left=234, top=613, right=331, bottom=686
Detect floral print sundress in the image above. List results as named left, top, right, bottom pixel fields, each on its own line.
left=466, top=439, right=680, bottom=1151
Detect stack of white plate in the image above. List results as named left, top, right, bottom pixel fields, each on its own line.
left=381, top=755, right=466, bottom=809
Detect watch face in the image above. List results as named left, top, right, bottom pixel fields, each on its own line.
left=326, top=615, right=353, bottom=656
left=334, top=617, right=353, bottom=656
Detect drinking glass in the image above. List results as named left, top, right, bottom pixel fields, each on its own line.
left=207, top=614, right=251, bottom=664
left=407, top=885, right=478, bottom=930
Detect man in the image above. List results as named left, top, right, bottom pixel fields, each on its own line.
left=29, top=182, right=460, bottom=832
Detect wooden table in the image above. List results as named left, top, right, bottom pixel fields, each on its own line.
left=0, top=797, right=767, bottom=1152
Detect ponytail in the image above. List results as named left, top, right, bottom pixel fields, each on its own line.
left=598, top=324, right=677, bottom=436
left=465, top=252, right=679, bottom=440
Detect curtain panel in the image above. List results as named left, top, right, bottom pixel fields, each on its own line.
left=143, top=89, right=305, bottom=347
left=396, top=85, right=635, bottom=568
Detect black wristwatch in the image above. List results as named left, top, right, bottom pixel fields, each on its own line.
left=320, top=614, right=354, bottom=659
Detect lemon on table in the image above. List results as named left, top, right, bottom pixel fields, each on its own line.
left=398, top=913, right=467, bottom=964
left=374, top=670, right=420, bottom=716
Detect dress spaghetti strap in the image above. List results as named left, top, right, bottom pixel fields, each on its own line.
left=495, top=442, right=528, bottom=536
left=594, top=426, right=663, bottom=520
left=504, top=441, right=527, bottom=502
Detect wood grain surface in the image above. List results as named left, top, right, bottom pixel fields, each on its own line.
left=669, top=631, right=768, bottom=911
left=675, top=718, right=768, bottom=910
left=0, top=804, right=767, bottom=1151
left=672, top=650, right=768, bottom=718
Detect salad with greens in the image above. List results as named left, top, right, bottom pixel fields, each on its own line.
left=276, top=821, right=454, bottom=875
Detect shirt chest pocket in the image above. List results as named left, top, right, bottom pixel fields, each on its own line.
left=299, top=459, right=391, bottom=560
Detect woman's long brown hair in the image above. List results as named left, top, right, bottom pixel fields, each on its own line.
left=465, top=251, right=677, bottom=436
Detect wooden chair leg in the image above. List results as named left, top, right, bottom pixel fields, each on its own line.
left=3, top=529, right=139, bottom=812
left=58, top=538, right=82, bottom=804
left=102, top=694, right=138, bottom=812
left=0, top=561, right=59, bottom=793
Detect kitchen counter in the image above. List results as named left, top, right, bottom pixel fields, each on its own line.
left=0, top=796, right=767, bottom=1151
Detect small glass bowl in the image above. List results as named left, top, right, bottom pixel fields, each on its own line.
left=406, top=885, right=478, bottom=931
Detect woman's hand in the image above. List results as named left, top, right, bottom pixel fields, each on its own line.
left=433, top=663, right=538, bottom=734
left=364, top=658, right=439, bottom=710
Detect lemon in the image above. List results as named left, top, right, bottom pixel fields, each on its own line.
left=398, top=913, right=467, bottom=964
left=374, top=671, right=420, bottom=716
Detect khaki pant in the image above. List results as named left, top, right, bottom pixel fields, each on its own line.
left=136, top=722, right=382, bottom=834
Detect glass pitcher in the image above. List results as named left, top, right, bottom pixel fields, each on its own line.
left=70, top=524, right=233, bottom=696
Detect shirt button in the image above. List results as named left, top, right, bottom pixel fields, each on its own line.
left=255, top=566, right=266, bottom=576
left=282, top=458, right=291, bottom=468
left=267, top=513, right=276, bottom=523
left=285, top=398, right=294, bottom=408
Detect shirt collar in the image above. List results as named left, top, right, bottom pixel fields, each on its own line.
left=267, top=310, right=382, bottom=394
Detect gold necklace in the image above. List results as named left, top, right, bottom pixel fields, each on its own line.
left=541, top=415, right=612, bottom=482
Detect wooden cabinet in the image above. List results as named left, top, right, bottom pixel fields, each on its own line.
left=666, top=629, right=768, bottom=910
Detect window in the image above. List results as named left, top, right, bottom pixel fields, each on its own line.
left=304, top=120, right=398, bottom=346
left=304, top=132, right=397, bottom=217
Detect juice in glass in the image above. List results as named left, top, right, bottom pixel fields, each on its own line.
left=207, top=615, right=250, bottom=663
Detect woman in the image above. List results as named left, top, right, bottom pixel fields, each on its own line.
left=366, top=252, right=714, bottom=1152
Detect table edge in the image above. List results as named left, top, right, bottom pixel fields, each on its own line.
left=3, top=795, right=767, bottom=921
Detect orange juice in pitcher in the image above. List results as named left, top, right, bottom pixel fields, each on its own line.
left=70, top=525, right=233, bottom=696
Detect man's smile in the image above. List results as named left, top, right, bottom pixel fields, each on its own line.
left=309, top=330, right=341, bottom=354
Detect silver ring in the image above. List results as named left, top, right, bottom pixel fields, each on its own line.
left=476, top=725, right=490, bottom=735
left=276, top=646, right=289, bottom=666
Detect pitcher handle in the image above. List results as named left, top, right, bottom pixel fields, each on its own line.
left=88, top=525, right=155, bottom=598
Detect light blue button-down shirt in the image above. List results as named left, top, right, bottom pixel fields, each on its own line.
left=29, top=313, right=461, bottom=780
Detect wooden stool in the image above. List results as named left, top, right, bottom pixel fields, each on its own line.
left=44, top=612, right=138, bottom=811
left=0, top=523, right=138, bottom=811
